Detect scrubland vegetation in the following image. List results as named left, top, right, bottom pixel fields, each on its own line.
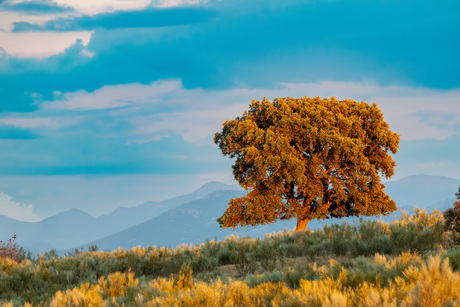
left=1, top=208, right=460, bottom=306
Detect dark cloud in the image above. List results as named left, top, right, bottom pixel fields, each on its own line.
left=0, top=0, right=73, bottom=15
left=0, top=40, right=92, bottom=112
left=2, top=0, right=459, bottom=113
left=12, top=7, right=214, bottom=31
left=0, top=125, right=36, bottom=139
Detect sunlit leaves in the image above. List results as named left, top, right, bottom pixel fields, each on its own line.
left=215, top=96, right=400, bottom=230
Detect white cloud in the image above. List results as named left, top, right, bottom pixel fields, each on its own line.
left=54, top=0, right=150, bottom=14
left=0, top=31, right=92, bottom=58
left=279, top=82, right=460, bottom=140
left=0, top=192, right=40, bottom=222
left=126, top=81, right=460, bottom=143
left=39, top=80, right=460, bottom=144
left=43, top=80, right=183, bottom=110
left=0, top=117, right=61, bottom=129
left=150, top=0, right=208, bottom=7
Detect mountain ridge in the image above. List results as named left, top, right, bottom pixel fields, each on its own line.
left=1, top=175, right=459, bottom=254
left=0, top=182, right=242, bottom=253
left=86, top=174, right=460, bottom=251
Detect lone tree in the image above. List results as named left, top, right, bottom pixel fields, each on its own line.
left=214, top=96, right=400, bottom=231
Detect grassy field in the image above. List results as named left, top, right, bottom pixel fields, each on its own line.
left=1, top=208, right=460, bottom=306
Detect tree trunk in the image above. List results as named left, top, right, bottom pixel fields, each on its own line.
left=296, top=217, right=309, bottom=231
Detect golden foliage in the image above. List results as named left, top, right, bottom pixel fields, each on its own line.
left=3, top=249, right=460, bottom=306
left=50, top=283, right=104, bottom=307
left=98, top=269, right=139, bottom=298
left=214, top=96, right=400, bottom=230
left=402, top=255, right=460, bottom=306
left=0, top=212, right=455, bottom=306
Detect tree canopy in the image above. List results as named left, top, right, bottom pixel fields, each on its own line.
left=214, top=96, right=400, bottom=231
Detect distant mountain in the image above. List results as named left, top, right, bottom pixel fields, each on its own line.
left=0, top=209, right=97, bottom=254
left=1, top=182, right=242, bottom=254
left=87, top=174, right=460, bottom=251
left=385, top=174, right=460, bottom=215
left=86, top=190, right=301, bottom=250
left=3, top=175, right=459, bottom=254
left=95, top=182, right=242, bottom=233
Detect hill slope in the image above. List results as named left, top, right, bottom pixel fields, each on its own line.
left=1, top=182, right=241, bottom=253
left=385, top=174, right=460, bottom=215
left=88, top=174, right=460, bottom=251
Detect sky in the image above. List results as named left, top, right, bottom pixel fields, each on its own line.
left=0, top=0, right=459, bottom=222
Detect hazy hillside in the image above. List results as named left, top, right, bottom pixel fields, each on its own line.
left=2, top=174, right=459, bottom=254
left=95, top=181, right=242, bottom=233
left=87, top=190, right=245, bottom=250
left=88, top=189, right=317, bottom=250
left=0, top=182, right=242, bottom=254
left=87, top=174, right=460, bottom=251
left=0, top=209, right=97, bottom=254
left=385, top=174, right=460, bottom=216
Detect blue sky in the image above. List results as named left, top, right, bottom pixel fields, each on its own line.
left=0, top=0, right=459, bottom=221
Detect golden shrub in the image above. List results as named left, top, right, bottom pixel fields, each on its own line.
left=50, top=283, right=104, bottom=307
left=98, top=269, right=139, bottom=298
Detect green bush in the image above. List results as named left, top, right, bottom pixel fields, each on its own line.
left=255, top=238, right=284, bottom=271
left=230, top=238, right=257, bottom=276
left=390, top=208, right=446, bottom=254
left=446, top=247, right=460, bottom=271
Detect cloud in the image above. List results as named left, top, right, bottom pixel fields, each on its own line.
left=150, top=0, right=208, bottom=7
left=53, top=0, right=151, bottom=15
left=0, top=39, right=94, bottom=112
left=0, top=0, right=73, bottom=15
left=0, top=117, right=60, bottom=129
left=41, top=80, right=460, bottom=142
left=1, top=0, right=459, bottom=113
left=43, top=80, right=183, bottom=110
left=0, top=77, right=458, bottom=187
left=12, top=6, right=214, bottom=31
left=415, top=111, right=460, bottom=132
left=0, top=79, right=453, bottom=179
left=0, top=31, right=92, bottom=58
left=0, top=124, right=37, bottom=139
left=0, top=133, right=229, bottom=175
left=0, top=192, right=40, bottom=222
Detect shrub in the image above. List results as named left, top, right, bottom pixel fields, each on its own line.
left=390, top=208, right=446, bottom=253
left=444, top=200, right=460, bottom=246
left=217, top=245, right=236, bottom=266
left=230, top=238, right=257, bottom=276
left=173, top=263, right=193, bottom=290
left=446, top=247, right=460, bottom=271
left=0, top=235, right=24, bottom=262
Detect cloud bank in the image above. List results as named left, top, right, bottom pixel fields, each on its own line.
left=0, top=80, right=458, bottom=178
left=1, top=0, right=459, bottom=114
left=0, top=0, right=73, bottom=15
left=0, top=192, right=40, bottom=222
left=12, top=7, right=214, bottom=31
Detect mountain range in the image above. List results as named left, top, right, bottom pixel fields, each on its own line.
left=0, top=182, right=241, bottom=254
left=1, top=175, right=459, bottom=254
